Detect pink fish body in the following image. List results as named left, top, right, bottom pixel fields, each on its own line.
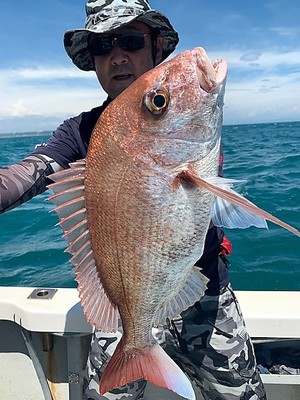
left=49, top=47, right=299, bottom=399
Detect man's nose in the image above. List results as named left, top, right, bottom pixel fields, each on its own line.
left=111, top=40, right=128, bottom=65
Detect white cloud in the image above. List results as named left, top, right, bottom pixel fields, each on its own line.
left=0, top=65, right=106, bottom=120
left=271, top=27, right=300, bottom=38
left=224, top=71, right=300, bottom=124
left=0, top=49, right=299, bottom=133
left=206, top=48, right=300, bottom=124
left=10, top=99, right=26, bottom=116
left=208, top=49, right=300, bottom=71
left=239, top=51, right=263, bottom=62
left=3, top=67, right=94, bottom=81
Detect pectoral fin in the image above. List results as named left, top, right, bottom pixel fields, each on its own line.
left=178, top=171, right=300, bottom=237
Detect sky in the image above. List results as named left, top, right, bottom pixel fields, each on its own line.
left=0, top=0, right=299, bottom=134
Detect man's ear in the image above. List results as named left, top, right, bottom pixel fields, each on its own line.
left=155, top=36, right=164, bottom=65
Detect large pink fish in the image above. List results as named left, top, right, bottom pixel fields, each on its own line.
left=49, top=47, right=299, bottom=400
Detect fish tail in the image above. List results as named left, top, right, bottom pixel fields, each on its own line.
left=99, top=340, right=195, bottom=400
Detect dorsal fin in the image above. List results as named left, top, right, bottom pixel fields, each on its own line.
left=48, top=160, right=119, bottom=332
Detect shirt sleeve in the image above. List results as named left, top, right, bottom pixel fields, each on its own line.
left=31, top=103, right=106, bottom=169
left=0, top=154, right=54, bottom=213
left=32, top=117, right=87, bottom=169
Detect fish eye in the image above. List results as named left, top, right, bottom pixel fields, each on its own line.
left=144, top=89, right=169, bottom=115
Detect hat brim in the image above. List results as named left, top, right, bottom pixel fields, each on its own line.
left=64, top=10, right=178, bottom=71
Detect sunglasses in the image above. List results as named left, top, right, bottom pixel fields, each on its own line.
left=89, top=32, right=150, bottom=56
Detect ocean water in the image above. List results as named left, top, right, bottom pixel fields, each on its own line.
left=0, top=122, right=299, bottom=290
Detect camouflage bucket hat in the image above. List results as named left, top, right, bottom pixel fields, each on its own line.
left=64, top=0, right=179, bottom=71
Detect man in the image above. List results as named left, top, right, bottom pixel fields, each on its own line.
left=0, top=1, right=266, bottom=399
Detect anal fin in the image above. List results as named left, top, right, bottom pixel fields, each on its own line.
left=155, top=266, right=208, bottom=325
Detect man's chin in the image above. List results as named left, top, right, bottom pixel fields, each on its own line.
left=109, top=77, right=135, bottom=98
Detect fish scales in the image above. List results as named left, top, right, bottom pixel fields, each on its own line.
left=86, top=134, right=203, bottom=331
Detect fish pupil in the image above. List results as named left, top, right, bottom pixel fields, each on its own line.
left=153, top=94, right=167, bottom=109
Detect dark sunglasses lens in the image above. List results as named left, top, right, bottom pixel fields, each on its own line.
left=119, top=33, right=145, bottom=51
left=89, top=33, right=146, bottom=56
left=89, top=36, right=113, bottom=56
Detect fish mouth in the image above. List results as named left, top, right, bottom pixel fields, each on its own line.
left=192, top=47, right=227, bottom=93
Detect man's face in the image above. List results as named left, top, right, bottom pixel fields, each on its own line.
left=93, top=21, right=163, bottom=99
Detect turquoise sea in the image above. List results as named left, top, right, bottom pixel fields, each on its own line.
left=0, top=122, right=299, bottom=290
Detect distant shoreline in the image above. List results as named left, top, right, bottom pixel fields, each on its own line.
left=0, top=131, right=52, bottom=139
left=0, top=120, right=299, bottom=139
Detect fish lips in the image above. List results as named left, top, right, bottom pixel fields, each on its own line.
left=191, top=47, right=228, bottom=93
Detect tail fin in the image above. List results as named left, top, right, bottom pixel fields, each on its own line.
left=100, top=339, right=195, bottom=400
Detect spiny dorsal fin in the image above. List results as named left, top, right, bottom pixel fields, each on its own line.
left=48, top=160, right=119, bottom=331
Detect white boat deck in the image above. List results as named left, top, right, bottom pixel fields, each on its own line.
left=0, top=287, right=300, bottom=400
left=236, top=290, right=300, bottom=339
left=1, top=287, right=300, bottom=337
left=0, top=286, right=92, bottom=333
